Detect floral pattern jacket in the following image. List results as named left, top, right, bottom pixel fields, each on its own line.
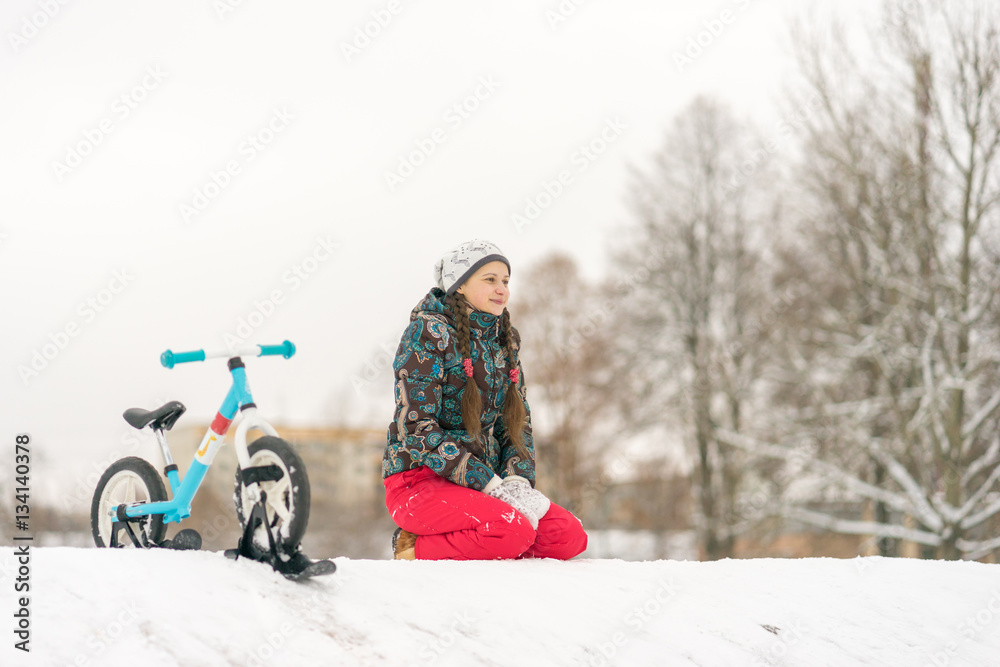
left=382, top=288, right=535, bottom=491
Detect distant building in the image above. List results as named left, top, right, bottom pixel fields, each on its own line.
left=165, top=423, right=390, bottom=556
left=168, top=423, right=385, bottom=507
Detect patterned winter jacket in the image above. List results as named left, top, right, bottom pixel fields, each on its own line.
left=382, top=288, right=535, bottom=491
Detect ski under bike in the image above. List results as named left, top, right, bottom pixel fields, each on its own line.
left=89, top=341, right=335, bottom=580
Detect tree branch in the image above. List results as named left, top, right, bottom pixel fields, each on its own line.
left=957, top=534, right=1000, bottom=561
left=785, top=507, right=942, bottom=547
left=959, top=493, right=1000, bottom=531
left=715, top=429, right=931, bottom=525
left=961, top=385, right=1000, bottom=446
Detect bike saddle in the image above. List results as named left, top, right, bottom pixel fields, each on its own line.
left=123, top=401, right=187, bottom=431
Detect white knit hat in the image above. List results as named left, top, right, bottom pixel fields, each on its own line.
left=434, top=239, right=511, bottom=295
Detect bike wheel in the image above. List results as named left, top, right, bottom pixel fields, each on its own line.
left=91, top=457, right=167, bottom=548
left=234, top=436, right=311, bottom=555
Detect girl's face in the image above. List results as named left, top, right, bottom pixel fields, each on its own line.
left=456, top=261, right=510, bottom=316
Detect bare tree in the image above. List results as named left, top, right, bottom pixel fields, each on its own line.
left=735, top=1, right=1000, bottom=560
left=510, top=252, right=617, bottom=517
left=614, top=96, right=782, bottom=560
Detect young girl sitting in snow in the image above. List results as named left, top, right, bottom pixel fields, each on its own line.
left=382, top=239, right=588, bottom=560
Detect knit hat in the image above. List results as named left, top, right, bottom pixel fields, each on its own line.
left=434, top=239, right=511, bottom=295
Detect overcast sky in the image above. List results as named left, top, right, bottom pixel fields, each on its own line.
left=0, top=0, right=877, bottom=502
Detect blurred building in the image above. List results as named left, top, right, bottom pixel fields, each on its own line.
left=166, top=422, right=393, bottom=558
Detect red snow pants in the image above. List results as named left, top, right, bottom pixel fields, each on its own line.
left=384, top=466, right=588, bottom=560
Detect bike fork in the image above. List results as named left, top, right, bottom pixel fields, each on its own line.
left=110, top=505, right=151, bottom=548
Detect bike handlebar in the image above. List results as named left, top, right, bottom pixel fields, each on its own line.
left=160, top=340, right=296, bottom=368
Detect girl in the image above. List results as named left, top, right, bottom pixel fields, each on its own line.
left=382, top=239, right=588, bottom=560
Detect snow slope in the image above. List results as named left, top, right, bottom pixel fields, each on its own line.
left=1, top=548, right=999, bottom=667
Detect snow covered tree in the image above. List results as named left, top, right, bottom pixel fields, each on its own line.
left=726, top=1, right=1000, bottom=561
left=613, top=97, right=784, bottom=560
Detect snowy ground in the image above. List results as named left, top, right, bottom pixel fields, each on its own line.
left=1, top=548, right=999, bottom=667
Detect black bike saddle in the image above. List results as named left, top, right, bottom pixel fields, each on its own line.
left=123, top=401, right=187, bottom=431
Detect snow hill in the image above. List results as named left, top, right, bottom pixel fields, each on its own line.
left=2, top=548, right=999, bottom=667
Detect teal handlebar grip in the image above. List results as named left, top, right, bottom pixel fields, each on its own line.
left=160, top=349, right=206, bottom=368
left=259, top=340, right=296, bottom=359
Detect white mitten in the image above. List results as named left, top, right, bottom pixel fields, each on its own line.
left=485, top=476, right=540, bottom=529
left=501, top=475, right=551, bottom=524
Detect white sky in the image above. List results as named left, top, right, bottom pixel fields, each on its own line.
left=0, top=0, right=877, bottom=502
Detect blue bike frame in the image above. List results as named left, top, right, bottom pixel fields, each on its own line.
left=124, top=341, right=295, bottom=525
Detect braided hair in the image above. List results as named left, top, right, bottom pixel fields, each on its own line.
left=497, top=308, right=528, bottom=457
left=444, top=292, right=483, bottom=443
left=444, top=292, right=529, bottom=459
